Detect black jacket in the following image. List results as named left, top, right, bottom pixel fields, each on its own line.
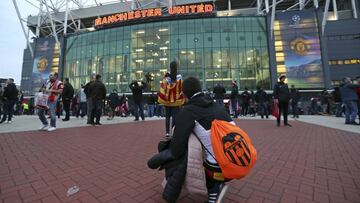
left=2, top=83, right=18, bottom=101
left=290, top=88, right=300, bottom=103
left=254, top=89, right=268, bottom=103
left=108, top=93, right=119, bottom=107
left=213, top=85, right=226, bottom=100
left=230, top=85, right=239, bottom=99
left=273, top=82, right=290, bottom=102
left=88, top=80, right=106, bottom=100
left=129, top=82, right=146, bottom=103
left=62, top=83, right=74, bottom=101
left=83, top=81, right=94, bottom=99
left=241, top=91, right=251, bottom=103
left=148, top=94, right=232, bottom=202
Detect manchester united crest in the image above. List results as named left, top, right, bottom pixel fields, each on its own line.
left=290, top=38, right=311, bottom=55
left=37, top=57, right=48, bottom=72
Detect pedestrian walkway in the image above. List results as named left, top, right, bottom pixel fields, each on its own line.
left=0, top=117, right=359, bottom=203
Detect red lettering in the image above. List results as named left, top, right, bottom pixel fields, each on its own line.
left=154, top=8, right=162, bottom=16
left=190, top=5, right=197, bottom=13
left=185, top=5, right=189, bottom=13
left=168, top=7, right=175, bottom=15
left=120, top=13, right=127, bottom=21
left=205, top=4, right=213, bottom=12
left=95, top=18, right=102, bottom=26
left=128, top=11, right=134, bottom=19
left=141, top=9, right=147, bottom=17
left=147, top=9, right=154, bottom=17
left=102, top=17, right=108, bottom=24
left=134, top=10, right=141, bottom=18
left=177, top=6, right=185, bottom=14
left=197, top=5, right=204, bottom=13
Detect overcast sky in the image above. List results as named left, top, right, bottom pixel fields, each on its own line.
left=0, top=0, right=119, bottom=86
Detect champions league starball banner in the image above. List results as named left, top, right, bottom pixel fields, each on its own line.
left=274, top=10, right=324, bottom=88
left=31, top=37, right=56, bottom=92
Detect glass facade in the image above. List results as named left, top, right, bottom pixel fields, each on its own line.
left=64, top=16, right=270, bottom=92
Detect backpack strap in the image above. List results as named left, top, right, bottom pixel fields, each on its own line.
left=191, top=129, right=217, bottom=162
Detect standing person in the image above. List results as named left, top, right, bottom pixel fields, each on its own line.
left=147, top=93, right=156, bottom=117
left=230, top=81, right=239, bottom=118
left=290, top=85, right=300, bottom=118
left=240, top=87, right=251, bottom=116
left=356, top=76, right=360, bottom=123
left=88, top=74, right=106, bottom=125
left=61, top=78, right=74, bottom=121
left=129, top=80, right=146, bottom=121
left=339, top=77, right=360, bottom=125
left=158, top=61, right=185, bottom=138
left=38, top=73, right=63, bottom=131
left=254, top=86, right=269, bottom=119
left=0, top=84, right=3, bottom=121
left=273, top=75, right=291, bottom=127
left=213, top=83, right=226, bottom=106
left=321, top=89, right=331, bottom=114
left=0, top=79, right=18, bottom=124
left=76, top=84, right=87, bottom=118
left=332, top=87, right=343, bottom=117
left=84, top=74, right=96, bottom=124
left=107, top=89, right=119, bottom=120
left=148, top=77, right=231, bottom=203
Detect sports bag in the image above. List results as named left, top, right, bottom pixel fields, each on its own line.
left=210, top=120, right=257, bottom=179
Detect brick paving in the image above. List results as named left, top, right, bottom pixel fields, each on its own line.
left=0, top=119, right=359, bottom=203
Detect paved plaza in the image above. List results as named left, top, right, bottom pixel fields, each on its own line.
left=0, top=116, right=359, bottom=203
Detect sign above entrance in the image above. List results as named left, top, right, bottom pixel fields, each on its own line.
left=95, top=4, right=214, bottom=27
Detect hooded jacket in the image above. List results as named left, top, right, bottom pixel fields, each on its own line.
left=148, top=93, right=232, bottom=202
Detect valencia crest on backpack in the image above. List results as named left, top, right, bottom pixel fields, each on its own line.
left=210, top=120, right=257, bottom=179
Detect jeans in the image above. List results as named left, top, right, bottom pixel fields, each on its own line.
left=87, top=99, right=93, bottom=123
left=231, top=98, right=238, bottom=118
left=258, top=102, right=269, bottom=118
left=90, top=100, right=103, bottom=123
left=155, top=105, right=163, bottom=117
left=344, top=100, right=358, bottom=123
left=38, top=101, right=56, bottom=127
left=1, top=100, right=16, bottom=122
left=134, top=102, right=145, bottom=120
left=63, top=99, right=71, bottom=120
left=335, top=102, right=343, bottom=117
left=165, top=106, right=180, bottom=134
left=76, top=102, right=87, bottom=118
left=291, top=101, right=299, bottom=117
left=147, top=104, right=155, bottom=117
left=277, top=101, right=289, bottom=125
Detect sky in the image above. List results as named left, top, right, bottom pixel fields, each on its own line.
left=0, top=0, right=119, bottom=86
left=0, top=1, right=37, bottom=85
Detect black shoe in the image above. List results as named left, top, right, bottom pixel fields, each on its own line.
left=285, top=123, right=292, bottom=127
left=88, top=121, right=95, bottom=125
left=345, top=122, right=351, bottom=124
left=95, top=122, right=102, bottom=125
left=87, top=121, right=91, bottom=124
left=0, top=121, right=4, bottom=124
left=134, top=119, right=139, bottom=121
left=62, top=118, right=69, bottom=121
left=350, top=122, right=359, bottom=125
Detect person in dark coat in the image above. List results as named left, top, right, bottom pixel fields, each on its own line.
left=213, top=83, right=226, bottom=106
left=332, top=87, right=343, bottom=117
left=107, top=89, right=119, bottom=120
left=88, top=74, right=106, bottom=125
left=84, top=74, right=96, bottom=124
left=273, top=75, right=291, bottom=127
left=339, top=77, right=360, bottom=125
left=148, top=76, right=232, bottom=203
left=290, top=85, right=300, bottom=118
left=254, top=86, right=269, bottom=119
left=129, top=80, right=146, bottom=121
left=61, top=78, right=74, bottom=121
left=240, top=87, right=251, bottom=116
left=230, top=81, right=239, bottom=118
left=0, top=79, right=18, bottom=124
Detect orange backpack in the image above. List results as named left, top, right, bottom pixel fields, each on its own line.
left=210, top=120, right=257, bottom=179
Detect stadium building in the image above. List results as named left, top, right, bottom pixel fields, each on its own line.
left=18, top=0, right=360, bottom=95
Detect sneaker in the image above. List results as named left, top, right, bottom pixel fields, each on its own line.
left=47, top=127, right=56, bottom=132
left=215, top=184, right=229, bottom=203
left=39, top=124, right=48, bottom=131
